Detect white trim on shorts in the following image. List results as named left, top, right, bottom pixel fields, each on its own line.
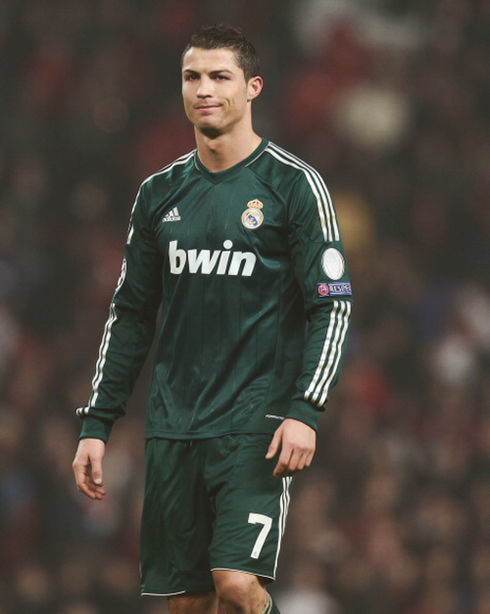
left=141, top=590, right=186, bottom=597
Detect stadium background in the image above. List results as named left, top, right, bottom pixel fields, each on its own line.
left=0, top=0, right=489, bottom=613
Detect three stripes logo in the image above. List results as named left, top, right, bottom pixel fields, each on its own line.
left=162, top=207, right=181, bottom=223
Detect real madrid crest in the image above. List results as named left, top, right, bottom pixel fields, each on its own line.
left=241, top=199, right=264, bottom=230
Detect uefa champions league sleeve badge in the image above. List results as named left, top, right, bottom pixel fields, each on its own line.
left=241, top=200, right=264, bottom=229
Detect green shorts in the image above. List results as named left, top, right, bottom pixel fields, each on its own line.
left=140, top=434, right=293, bottom=596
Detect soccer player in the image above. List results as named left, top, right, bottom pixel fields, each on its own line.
left=72, top=23, right=352, bottom=614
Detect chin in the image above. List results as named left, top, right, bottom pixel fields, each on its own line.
left=194, top=118, right=223, bottom=133
left=198, top=125, right=223, bottom=139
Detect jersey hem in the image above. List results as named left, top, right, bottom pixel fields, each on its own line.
left=144, top=425, right=278, bottom=440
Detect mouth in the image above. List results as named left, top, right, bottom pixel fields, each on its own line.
left=195, top=104, right=221, bottom=112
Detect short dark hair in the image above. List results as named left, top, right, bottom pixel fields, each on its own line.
left=182, top=24, right=260, bottom=82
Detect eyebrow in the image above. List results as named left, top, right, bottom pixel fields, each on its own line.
left=182, top=68, right=235, bottom=76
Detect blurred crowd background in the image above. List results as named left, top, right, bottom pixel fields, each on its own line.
left=0, top=0, right=489, bottom=613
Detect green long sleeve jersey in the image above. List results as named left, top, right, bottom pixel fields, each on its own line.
left=77, top=139, right=353, bottom=442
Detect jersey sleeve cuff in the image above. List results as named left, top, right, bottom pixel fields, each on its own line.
left=286, top=398, right=324, bottom=431
left=79, top=415, right=114, bottom=442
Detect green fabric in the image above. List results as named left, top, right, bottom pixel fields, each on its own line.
left=140, top=434, right=293, bottom=595
left=78, top=139, right=352, bottom=441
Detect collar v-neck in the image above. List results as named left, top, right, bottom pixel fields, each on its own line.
left=194, top=138, right=268, bottom=184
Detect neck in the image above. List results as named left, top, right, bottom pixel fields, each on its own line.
left=195, top=127, right=262, bottom=173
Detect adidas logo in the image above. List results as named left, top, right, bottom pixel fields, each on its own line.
left=162, top=207, right=181, bottom=223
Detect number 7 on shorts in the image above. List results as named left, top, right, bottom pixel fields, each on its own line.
left=248, top=513, right=273, bottom=559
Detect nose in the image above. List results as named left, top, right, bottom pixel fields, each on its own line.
left=197, top=76, right=212, bottom=98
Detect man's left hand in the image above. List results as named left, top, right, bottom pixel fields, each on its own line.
left=266, top=418, right=316, bottom=478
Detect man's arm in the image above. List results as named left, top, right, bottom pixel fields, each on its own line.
left=267, top=169, right=352, bottom=476
left=288, top=171, right=352, bottom=424
left=73, top=181, right=162, bottom=497
left=72, top=438, right=106, bottom=500
left=76, top=180, right=163, bottom=442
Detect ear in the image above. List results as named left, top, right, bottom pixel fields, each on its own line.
left=247, top=76, right=263, bottom=101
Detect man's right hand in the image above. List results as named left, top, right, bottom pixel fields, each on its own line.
left=72, top=438, right=106, bottom=500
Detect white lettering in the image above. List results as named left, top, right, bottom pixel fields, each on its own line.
left=168, top=240, right=256, bottom=276
left=228, top=252, right=257, bottom=276
left=169, top=240, right=186, bottom=273
left=188, top=249, right=220, bottom=274
left=217, top=240, right=233, bottom=275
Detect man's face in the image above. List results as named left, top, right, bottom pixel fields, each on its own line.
left=182, top=47, right=259, bottom=136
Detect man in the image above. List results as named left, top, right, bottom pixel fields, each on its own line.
left=72, top=24, right=352, bottom=614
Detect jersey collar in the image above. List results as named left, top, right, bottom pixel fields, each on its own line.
left=194, top=138, right=268, bottom=184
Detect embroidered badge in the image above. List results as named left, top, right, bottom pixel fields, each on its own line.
left=321, top=248, right=345, bottom=280
left=317, top=282, right=352, bottom=297
left=318, top=283, right=330, bottom=297
left=241, top=200, right=264, bottom=229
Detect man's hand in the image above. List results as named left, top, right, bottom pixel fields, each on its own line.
left=72, top=438, right=106, bottom=500
left=266, top=418, right=316, bottom=478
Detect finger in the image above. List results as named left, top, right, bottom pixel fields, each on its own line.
left=73, top=460, right=106, bottom=500
left=265, top=429, right=282, bottom=459
left=78, top=470, right=106, bottom=500
left=282, top=449, right=304, bottom=476
left=304, top=448, right=315, bottom=469
left=81, top=478, right=106, bottom=500
left=273, top=446, right=293, bottom=478
left=89, top=459, right=104, bottom=487
left=289, top=451, right=304, bottom=473
left=274, top=447, right=314, bottom=478
left=291, top=445, right=315, bottom=473
left=80, top=481, right=105, bottom=500
left=73, top=460, right=88, bottom=492
left=88, top=484, right=106, bottom=500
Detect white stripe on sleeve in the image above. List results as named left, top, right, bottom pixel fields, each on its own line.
left=305, top=300, right=352, bottom=406
left=265, top=143, right=339, bottom=242
left=90, top=303, right=118, bottom=406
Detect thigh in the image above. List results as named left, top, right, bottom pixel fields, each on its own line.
left=140, top=439, right=215, bottom=596
left=168, top=591, right=218, bottom=614
left=204, top=434, right=294, bottom=581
